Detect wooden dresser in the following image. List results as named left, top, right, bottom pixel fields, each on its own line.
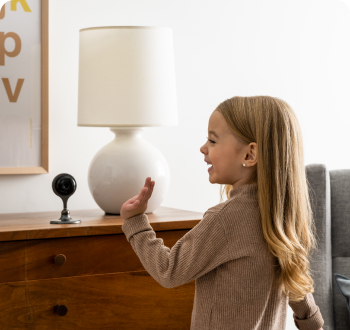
left=0, top=206, right=204, bottom=329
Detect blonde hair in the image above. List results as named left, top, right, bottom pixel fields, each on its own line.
left=217, top=95, right=318, bottom=302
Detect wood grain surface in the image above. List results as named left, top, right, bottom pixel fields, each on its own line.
left=0, top=206, right=204, bottom=242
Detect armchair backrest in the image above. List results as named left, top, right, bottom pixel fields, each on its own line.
left=306, top=163, right=350, bottom=330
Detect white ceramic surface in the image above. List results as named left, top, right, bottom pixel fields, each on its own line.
left=88, top=127, right=170, bottom=214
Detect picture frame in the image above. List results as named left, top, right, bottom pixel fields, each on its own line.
left=0, top=0, right=48, bottom=175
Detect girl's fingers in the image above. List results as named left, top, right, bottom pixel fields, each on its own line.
left=138, top=187, right=148, bottom=202
left=129, top=195, right=138, bottom=203
left=127, top=203, right=135, bottom=210
left=146, top=185, right=153, bottom=199
left=150, top=182, right=155, bottom=197
left=131, top=185, right=149, bottom=203
left=143, top=187, right=148, bottom=195
left=127, top=198, right=140, bottom=210
left=145, top=182, right=154, bottom=200
left=125, top=182, right=154, bottom=210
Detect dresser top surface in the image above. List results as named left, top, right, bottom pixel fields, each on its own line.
left=0, top=206, right=204, bottom=242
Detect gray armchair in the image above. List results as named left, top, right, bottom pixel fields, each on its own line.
left=306, top=163, right=350, bottom=330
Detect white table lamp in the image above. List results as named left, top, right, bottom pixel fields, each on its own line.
left=77, top=26, right=178, bottom=215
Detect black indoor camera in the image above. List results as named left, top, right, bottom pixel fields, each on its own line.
left=50, top=173, right=81, bottom=224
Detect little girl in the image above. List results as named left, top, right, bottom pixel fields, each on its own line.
left=120, top=95, right=325, bottom=330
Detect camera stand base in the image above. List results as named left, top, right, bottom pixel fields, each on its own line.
left=50, top=219, right=81, bottom=224
left=50, top=209, right=81, bottom=224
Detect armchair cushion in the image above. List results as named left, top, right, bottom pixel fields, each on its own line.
left=334, top=273, right=350, bottom=323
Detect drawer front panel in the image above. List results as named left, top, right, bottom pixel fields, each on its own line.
left=0, top=230, right=189, bottom=282
left=0, top=271, right=195, bottom=329
left=0, top=240, right=27, bottom=282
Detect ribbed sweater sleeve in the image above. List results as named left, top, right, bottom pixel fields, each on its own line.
left=288, top=292, right=324, bottom=330
left=121, top=210, right=230, bottom=289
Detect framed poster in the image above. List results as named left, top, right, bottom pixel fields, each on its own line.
left=0, top=0, right=48, bottom=175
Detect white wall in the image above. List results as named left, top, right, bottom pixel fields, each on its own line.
left=1, top=0, right=349, bottom=216
left=1, top=0, right=348, bottom=327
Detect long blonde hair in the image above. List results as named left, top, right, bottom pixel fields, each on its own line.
left=217, top=95, right=318, bottom=302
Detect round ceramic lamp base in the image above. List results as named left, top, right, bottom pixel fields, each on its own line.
left=88, top=127, right=170, bottom=215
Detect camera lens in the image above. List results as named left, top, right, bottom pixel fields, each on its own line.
left=55, top=175, right=76, bottom=196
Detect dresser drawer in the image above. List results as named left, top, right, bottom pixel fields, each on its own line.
left=0, top=230, right=189, bottom=282
left=0, top=270, right=195, bottom=329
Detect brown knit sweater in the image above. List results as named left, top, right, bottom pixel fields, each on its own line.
left=121, top=183, right=324, bottom=330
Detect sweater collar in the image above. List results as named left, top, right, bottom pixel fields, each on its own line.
left=229, top=182, right=258, bottom=199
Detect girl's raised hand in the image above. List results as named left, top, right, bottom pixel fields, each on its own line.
left=120, top=177, right=155, bottom=221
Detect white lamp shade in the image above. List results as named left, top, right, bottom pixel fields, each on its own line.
left=77, top=26, right=178, bottom=127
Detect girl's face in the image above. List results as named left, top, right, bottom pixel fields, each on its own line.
left=200, top=110, right=257, bottom=187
